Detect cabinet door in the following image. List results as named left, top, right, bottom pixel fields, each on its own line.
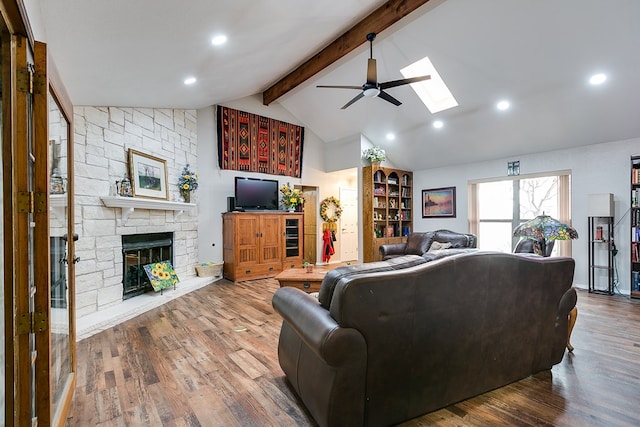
left=283, top=215, right=303, bottom=268
left=236, top=215, right=260, bottom=265
left=259, top=215, right=281, bottom=264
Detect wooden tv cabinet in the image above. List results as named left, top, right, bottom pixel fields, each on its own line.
left=222, top=211, right=303, bottom=282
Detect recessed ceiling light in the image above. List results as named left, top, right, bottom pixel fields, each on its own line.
left=433, top=120, right=444, bottom=129
left=184, top=77, right=197, bottom=85
left=497, top=100, right=510, bottom=111
left=589, top=73, right=607, bottom=85
left=211, top=35, right=227, bottom=46
left=386, top=133, right=396, bottom=141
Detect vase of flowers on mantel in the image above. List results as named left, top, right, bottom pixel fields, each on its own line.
left=178, top=164, right=198, bottom=203
left=363, top=146, right=386, bottom=167
left=280, top=183, right=304, bottom=212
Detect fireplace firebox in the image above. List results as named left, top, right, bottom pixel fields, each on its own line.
left=122, top=232, right=173, bottom=299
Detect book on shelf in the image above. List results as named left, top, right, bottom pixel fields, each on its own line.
left=633, top=244, right=639, bottom=263
left=632, top=271, right=640, bottom=291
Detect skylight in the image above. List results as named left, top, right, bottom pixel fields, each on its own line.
left=400, top=57, right=457, bottom=114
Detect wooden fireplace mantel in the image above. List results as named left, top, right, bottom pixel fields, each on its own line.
left=101, top=196, right=196, bottom=224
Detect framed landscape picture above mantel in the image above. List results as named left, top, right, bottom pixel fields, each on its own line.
left=128, top=149, right=169, bottom=200
left=422, top=186, right=456, bottom=218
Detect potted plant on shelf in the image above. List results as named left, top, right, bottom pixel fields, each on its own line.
left=178, top=164, right=198, bottom=203
left=363, top=146, right=386, bottom=167
left=280, top=184, right=304, bottom=212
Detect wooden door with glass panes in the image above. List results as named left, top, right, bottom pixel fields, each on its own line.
left=4, top=35, right=52, bottom=426
left=3, top=32, right=76, bottom=426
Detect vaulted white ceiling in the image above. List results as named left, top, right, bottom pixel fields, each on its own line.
left=37, top=0, right=640, bottom=171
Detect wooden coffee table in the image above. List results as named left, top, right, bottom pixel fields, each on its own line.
left=275, top=264, right=346, bottom=293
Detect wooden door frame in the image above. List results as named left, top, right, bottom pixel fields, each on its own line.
left=9, top=31, right=34, bottom=426
left=2, top=27, right=19, bottom=427
left=33, top=39, right=54, bottom=426
left=300, top=186, right=318, bottom=264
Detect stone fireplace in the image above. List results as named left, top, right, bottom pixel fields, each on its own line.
left=122, top=232, right=174, bottom=299
left=73, top=106, right=199, bottom=322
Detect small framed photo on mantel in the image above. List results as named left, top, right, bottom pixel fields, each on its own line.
left=422, top=187, right=456, bottom=218
left=128, top=149, right=169, bottom=200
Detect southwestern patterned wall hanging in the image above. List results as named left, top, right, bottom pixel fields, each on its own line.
left=217, top=106, right=304, bottom=178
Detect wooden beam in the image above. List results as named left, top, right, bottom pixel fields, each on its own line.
left=262, top=0, right=433, bottom=105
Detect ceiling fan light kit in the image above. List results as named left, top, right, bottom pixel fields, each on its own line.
left=363, top=87, right=381, bottom=97
left=317, top=32, right=430, bottom=109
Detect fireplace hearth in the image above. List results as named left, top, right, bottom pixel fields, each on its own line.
left=122, top=232, right=174, bottom=299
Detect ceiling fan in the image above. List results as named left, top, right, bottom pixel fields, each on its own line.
left=317, top=32, right=431, bottom=109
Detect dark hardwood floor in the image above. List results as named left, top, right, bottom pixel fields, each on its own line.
left=66, top=279, right=640, bottom=426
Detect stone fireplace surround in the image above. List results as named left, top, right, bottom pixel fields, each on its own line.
left=74, top=106, right=203, bottom=339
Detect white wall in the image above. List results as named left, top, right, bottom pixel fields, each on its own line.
left=197, top=95, right=331, bottom=264
left=324, top=135, right=361, bottom=172
left=413, top=137, right=640, bottom=292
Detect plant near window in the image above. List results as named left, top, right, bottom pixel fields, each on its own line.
left=178, top=164, right=198, bottom=202
left=363, top=146, right=386, bottom=163
left=280, top=184, right=304, bottom=210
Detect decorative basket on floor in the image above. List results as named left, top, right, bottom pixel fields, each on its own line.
left=195, top=262, right=223, bottom=277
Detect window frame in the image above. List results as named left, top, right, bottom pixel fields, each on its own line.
left=469, top=170, right=573, bottom=257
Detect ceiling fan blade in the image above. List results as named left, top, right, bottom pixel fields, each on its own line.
left=341, top=92, right=365, bottom=109
left=377, top=90, right=402, bottom=106
left=367, top=58, right=377, bottom=84
left=317, top=85, right=363, bottom=90
left=379, top=74, right=431, bottom=90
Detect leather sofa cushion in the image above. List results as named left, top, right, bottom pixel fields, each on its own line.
left=317, top=255, right=426, bottom=309
left=423, top=247, right=478, bottom=261
left=385, top=254, right=427, bottom=270
left=433, top=229, right=476, bottom=248
left=427, top=241, right=452, bottom=252
left=404, top=232, right=434, bottom=255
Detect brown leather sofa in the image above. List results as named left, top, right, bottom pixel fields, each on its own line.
left=272, top=251, right=576, bottom=427
left=379, top=229, right=477, bottom=260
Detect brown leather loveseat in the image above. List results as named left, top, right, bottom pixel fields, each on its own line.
left=379, top=229, right=477, bottom=260
left=272, top=251, right=576, bottom=427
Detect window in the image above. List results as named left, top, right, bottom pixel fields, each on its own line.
left=469, top=172, right=572, bottom=256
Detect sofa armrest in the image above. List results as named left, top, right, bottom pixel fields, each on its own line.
left=379, top=243, right=406, bottom=259
left=273, top=287, right=365, bottom=366
left=558, top=287, right=577, bottom=317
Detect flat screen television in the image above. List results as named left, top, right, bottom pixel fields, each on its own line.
left=234, top=177, right=279, bottom=210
